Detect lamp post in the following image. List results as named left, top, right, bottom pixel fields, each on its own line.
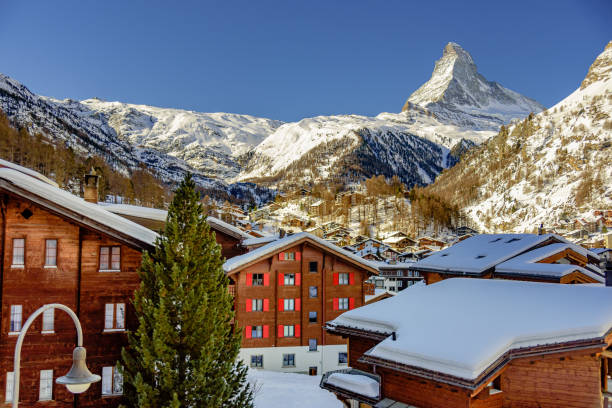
left=12, top=303, right=100, bottom=407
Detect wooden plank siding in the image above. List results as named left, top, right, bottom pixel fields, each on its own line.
left=0, top=196, right=143, bottom=407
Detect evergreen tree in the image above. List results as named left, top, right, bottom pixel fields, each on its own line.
left=121, top=174, right=253, bottom=408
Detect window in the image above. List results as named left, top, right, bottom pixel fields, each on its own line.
left=283, top=325, right=295, bottom=337
left=338, top=352, right=348, bottom=364
left=309, top=311, right=317, bottom=323
left=250, top=355, right=263, bottom=368
left=252, top=273, right=263, bottom=286
left=251, top=326, right=263, bottom=338
left=338, top=298, right=349, bottom=311
left=309, top=339, right=317, bottom=351
left=282, top=354, right=295, bottom=367
left=252, top=299, right=263, bottom=312
left=39, top=369, right=53, bottom=401
left=283, top=298, right=295, bottom=311
left=42, top=307, right=54, bottom=332
left=10, top=305, right=22, bottom=333
left=309, top=286, right=318, bottom=298
left=101, top=366, right=123, bottom=396
left=284, top=274, right=295, bottom=286
left=281, top=252, right=295, bottom=261
left=338, top=273, right=349, bottom=285
left=5, top=372, right=13, bottom=402
left=99, top=246, right=120, bottom=271
left=45, top=239, right=57, bottom=267
left=12, top=238, right=24, bottom=267
left=309, top=261, right=318, bottom=273
left=104, top=303, right=125, bottom=331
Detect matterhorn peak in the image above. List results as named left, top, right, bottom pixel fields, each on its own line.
left=403, top=42, right=544, bottom=129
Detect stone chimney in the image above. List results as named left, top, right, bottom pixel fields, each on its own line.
left=279, top=228, right=286, bottom=239
left=83, top=168, right=99, bottom=204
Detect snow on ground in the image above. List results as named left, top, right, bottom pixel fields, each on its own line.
left=249, top=370, right=342, bottom=408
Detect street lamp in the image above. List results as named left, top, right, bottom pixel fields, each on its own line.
left=12, top=303, right=100, bottom=407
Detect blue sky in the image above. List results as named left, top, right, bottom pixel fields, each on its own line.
left=1, top=0, right=610, bottom=121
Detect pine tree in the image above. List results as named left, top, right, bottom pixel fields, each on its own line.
left=121, top=174, right=253, bottom=408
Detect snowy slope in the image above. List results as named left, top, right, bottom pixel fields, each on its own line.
left=405, top=42, right=545, bottom=129
left=426, top=41, right=612, bottom=232
left=241, top=42, right=542, bottom=187
left=78, top=98, right=282, bottom=179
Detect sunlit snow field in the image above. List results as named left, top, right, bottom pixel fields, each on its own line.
left=249, top=370, right=342, bottom=408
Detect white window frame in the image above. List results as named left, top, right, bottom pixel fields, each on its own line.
left=42, top=307, right=54, bottom=333
left=251, top=325, right=263, bottom=338
left=5, top=372, right=13, bottom=402
left=284, top=274, right=295, bottom=286
left=252, top=299, right=263, bottom=312
left=9, top=305, right=22, bottom=335
left=282, top=353, right=295, bottom=367
left=309, top=286, right=318, bottom=298
left=338, top=298, right=349, bottom=311
left=283, top=325, right=295, bottom=337
left=104, top=303, right=126, bottom=332
left=44, top=239, right=57, bottom=268
left=11, top=238, right=25, bottom=268
left=39, top=369, right=53, bottom=401
left=283, top=298, right=295, bottom=311
left=309, top=338, right=317, bottom=351
left=283, top=252, right=295, bottom=261
left=99, top=246, right=121, bottom=272
left=338, top=273, right=349, bottom=285
left=339, top=352, right=348, bottom=365
left=250, top=355, right=263, bottom=368
left=101, top=366, right=123, bottom=396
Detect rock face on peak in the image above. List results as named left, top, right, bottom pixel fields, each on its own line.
left=403, top=42, right=545, bottom=130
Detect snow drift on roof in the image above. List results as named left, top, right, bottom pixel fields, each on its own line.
left=223, top=232, right=378, bottom=273
left=0, top=168, right=158, bottom=246
left=0, top=158, right=59, bottom=187
left=412, top=234, right=566, bottom=274
left=207, top=216, right=252, bottom=240
left=99, top=203, right=168, bottom=221
left=329, top=278, right=612, bottom=381
left=326, top=373, right=379, bottom=399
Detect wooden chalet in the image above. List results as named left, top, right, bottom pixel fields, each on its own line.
left=102, top=204, right=251, bottom=260
left=223, top=232, right=378, bottom=374
left=321, top=279, right=612, bottom=408
left=0, top=167, right=157, bottom=406
left=410, top=234, right=605, bottom=285
left=417, top=236, right=446, bottom=250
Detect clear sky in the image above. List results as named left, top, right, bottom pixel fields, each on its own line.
left=1, top=0, right=610, bottom=122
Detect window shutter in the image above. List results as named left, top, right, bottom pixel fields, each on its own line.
left=349, top=298, right=355, bottom=310
left=263, top=298, right=269, bottom=312
left=264, top=273, right=270, bottom=286
left=349, top=272, right=355, bottom=285
left=295, top=298, right=301, bottom=311
left=263, top=325, right=269, bottom=338
left=333, top=297, right=339, bottom=311
left=246, top=299, right=252, bottom=312
left=279, top=252, right=285, bottom=261
left=278, top=325, right=284, bottom=338
left=278, top=299, right=284, bottom=311
left=295, top=252, right=301, bottom=261
left=246, top=273, right=252, bottom=286
left=295, top=324, right=301, bottom=337
left=245, top=326, right=252, bottom=339
left=296, top=273, right=301, bottom=286
left=278, top=273, right=284, bottom=286
left=333, top=273, right=339, bottom=285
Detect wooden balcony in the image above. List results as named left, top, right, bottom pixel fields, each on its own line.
left=228, top=284, right=236, bottom=297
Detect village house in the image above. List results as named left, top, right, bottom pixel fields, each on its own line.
left=321, top=278, right=612, bottom=408
left=0, top=166, right=157, bottom=406
left=416, top=236, right=446, bottom=250
left=222, top=232, right=378, bottom=375
left=410, top=233, right=604, bottom=285
left=381, top=232, right=416, bottom=250
left=366, top=261, right=422, bottom=293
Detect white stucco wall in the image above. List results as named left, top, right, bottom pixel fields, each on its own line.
left=240, top=344, right=348, bottom=374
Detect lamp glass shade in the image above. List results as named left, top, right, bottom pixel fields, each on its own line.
left=56, top=347, right=101, bottom=394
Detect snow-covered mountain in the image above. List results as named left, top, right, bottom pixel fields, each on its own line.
left=0, top=41, right=544, bottom=195
left=404, top=42, right=545, bottom=130
left=240, top=42, right=543, bottom=187
left=424, top=41, right=612, bottom=232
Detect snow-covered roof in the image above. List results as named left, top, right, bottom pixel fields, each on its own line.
left=495, top=243, right=604, bottom=283
left=207, top=216, right=252, bottom=240
left=0, top=158, right=59, bottom=187
left=223, top=232, right=379, bottom=274
left=325, top=373, right=379, bottom=399
left=365, top=289, right=396, bottom=303
left=592, top=248, right=612, bottom=255
left=243, top=235, right=279, bottom=247
left=0, top=168, right=158, bottom=247
left=411, top=234, right=566, bottom=274
left=382, top=236, right=413, bottom=245
left=99, top=203, right=168, bottom=221
left=329, top=278, right=612, bottom=382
